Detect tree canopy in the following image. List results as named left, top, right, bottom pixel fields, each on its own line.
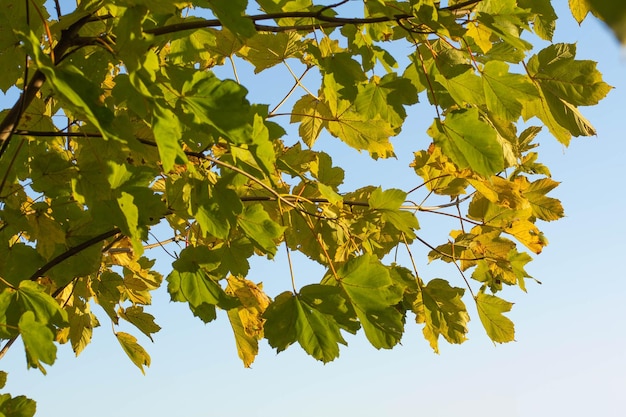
left=0, top=0, right=620, bottom=414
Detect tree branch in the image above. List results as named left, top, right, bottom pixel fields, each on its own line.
left=144, top=0, right=482, bottom=36
left=0, top=13, right=95, bottom=146
left=29, top=228, right=121, bottom=282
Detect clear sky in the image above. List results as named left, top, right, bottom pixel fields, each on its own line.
left=2, top=2, right=625, bottom=417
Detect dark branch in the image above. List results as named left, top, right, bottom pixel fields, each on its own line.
left=145, top=0, right=481, bottom=36
left=0, top=13, right=94, bottom=145
left=28, top=228, right=121, bottom=282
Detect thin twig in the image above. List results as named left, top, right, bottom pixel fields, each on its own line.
left=283, top=61, right=318, bottom=100
left=451, top=240, right=476, bottom=299
left=413, top=234, right=483, bottom=262
left=406, top=175, right=451, bottom=194
left=269, top=66, right=313, bottom=116
left=53, top=0, right=61, bottom=19
left=0, top=337, right=17, bottom=361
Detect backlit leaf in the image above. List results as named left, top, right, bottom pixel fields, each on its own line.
left=476, top=292, right=515, bottom=343
left=119, top=306, right=161, bottom=342
left=152, top=104, right=188, bottom=173
left=337, top=255, right=404, bottom=349
left=19, top=312, right=57, bottom=373
left=264, top=290, right=347, bottom=362
left=237, top=204, right=285, bottom=256
left=240, top=32, right=305, bottom=73
left=429, top=108, right=504, bottom=177
left=416, top=279, right=469, bottom=353
left=180, top=70, right=253, bottom=145
left=569, top=0, right=592, bottom=23
left=115, top=332, right=151, bottom=375
left=327, top=105, right=396, bottom=159
left=482, top=61, right=538, bottom=121
left=523, top=178, right=564, bottom=221
left=290, top=95, right=332, bottom=148
left=226, top=277, right=270, bottom=367
left=16, top=281, right=66, bottom=327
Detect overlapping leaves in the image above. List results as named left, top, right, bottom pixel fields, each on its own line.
left=0, top=0, right=613, bottom=403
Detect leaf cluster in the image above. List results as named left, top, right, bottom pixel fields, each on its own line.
left=0, top=0, right=614, bottom=408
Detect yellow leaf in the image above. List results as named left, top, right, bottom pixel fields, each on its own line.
left=466, top=22, right=493, bottom=53
left=504, top=219, right=546, bottom=254
left=226, top=277, right=271, bottom=367
left=569, top=0, right=592, bottom=24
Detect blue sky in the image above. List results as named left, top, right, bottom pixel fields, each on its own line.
left=2, top=2, right=626, bottom=416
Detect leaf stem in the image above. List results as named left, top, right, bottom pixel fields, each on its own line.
left=450, top=242, right=476, bottom=299
left=228, top=56, right=240, bottom=84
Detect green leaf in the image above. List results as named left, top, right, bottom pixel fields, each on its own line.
left=19, top=311, right=57, bottom=373
left=299, top=284, right=359, bottom=334
left=152, top=104, right=188, bottom=173
left=116, top=192, right=143, bottom=256
left=482, top=61, right=539, bottom=121
left=179, top=70, right=253, bottom=145
left=0, top=387, right=37, bottom=417
left=168, top=25, right=218, bottom=66
left=476, top=292, right=515, bottom=343
left=310, top=152, right=345, bottom=189
left=354, top=73, right=418, bottom=131
left=168, top=271, right=238, bottom=322
left=237, top=204, right=285, bottom=256
left=318, top=53, right=367, bottom=101
left=186, top=179, right=241, bottom=239
left=263, top=292, right=299, bottom=353
left=518, top=0, right=557, bottom=40
left=211, top=239, right=254, bottom=277
left=0, top=0, right=46, bottom=93
left=16, top=281, right=67, bottom=327
left=0, top=244, right=45, bottom=287
left=369, top=187, right=419, bottom=236
left=337, top=255, right=404, bottom=349
left=115, top=332, right=151, bottom=375
left=167, top=245, right=239, bottom=321
left=264, top=290, right=347, bottom=362
left=523, top=43, right=611, bottom=143
left=527, top=43, right=611, bottom=107
left=475, top=0, right=533, bottom=51
left=368, top=187, right=406, bottom=210
left=327, top=102, right=396, bottom=159
left=429, top=108, right=504, bottom=177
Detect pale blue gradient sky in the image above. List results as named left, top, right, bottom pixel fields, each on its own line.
left=2, top=2, right=625, bottom=416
